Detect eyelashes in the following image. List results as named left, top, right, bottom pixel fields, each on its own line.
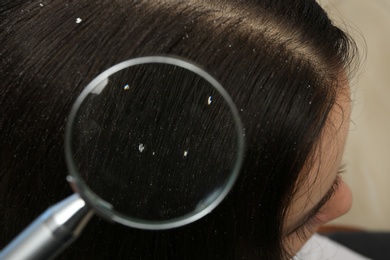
left=337, top=163, right=347, bottom=175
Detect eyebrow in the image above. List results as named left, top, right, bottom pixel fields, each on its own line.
left=284, top=175, right=339, bottom=236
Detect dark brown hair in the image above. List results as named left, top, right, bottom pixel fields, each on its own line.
left=0, top=0, right=357, bottom=259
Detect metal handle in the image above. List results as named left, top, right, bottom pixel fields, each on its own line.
left=0, top=194, right=93, bottom=260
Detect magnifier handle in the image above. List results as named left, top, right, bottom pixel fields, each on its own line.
left=0, top=194, right=93, bottom=260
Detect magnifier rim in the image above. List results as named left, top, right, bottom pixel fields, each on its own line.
left=65, top=55, right=245, bottom=230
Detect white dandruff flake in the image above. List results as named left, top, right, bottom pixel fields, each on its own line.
left=208, top=96, right=212, bottom=105
left=39, top=3, right=43, bottom=7
left=76, top=18, right=82, bottom=24
left=124, top=84, right=130, bottom=90
left=138, top=144, right=145, bottom=152
left=183, top=151, right=188, bottom=157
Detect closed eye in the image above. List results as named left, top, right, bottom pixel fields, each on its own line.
left=285, top=163, right=346, bottom=237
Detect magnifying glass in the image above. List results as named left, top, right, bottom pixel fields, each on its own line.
left=0, top=56, right=244, bottom=259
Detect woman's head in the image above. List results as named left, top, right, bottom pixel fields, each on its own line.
left=0, top=0, right=358, bottom=258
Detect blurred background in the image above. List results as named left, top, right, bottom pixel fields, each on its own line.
left=319, top=0, right=390, bottom=231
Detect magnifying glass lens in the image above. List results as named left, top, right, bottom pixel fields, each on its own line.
left=67, top=58, right=243, bottom=229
